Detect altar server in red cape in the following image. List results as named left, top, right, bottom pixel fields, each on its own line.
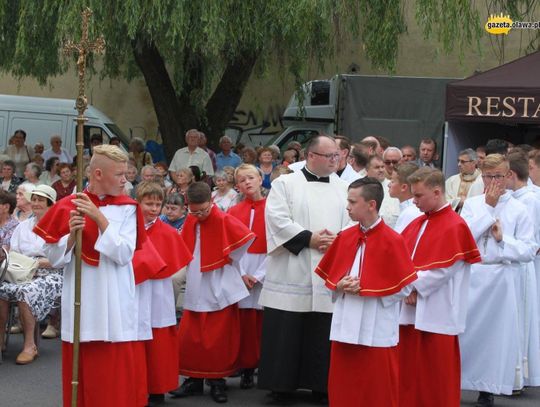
left=171, top=182, right=255, bottom=404
left=399, top=167, right=481, bottom=407
left=134, top=181, right=192, bottom=406
left=228, top=164, right=268, bottom=389
left=34, top=145, right=148, bottom=407
left=315, top=177, right=416, bottom=407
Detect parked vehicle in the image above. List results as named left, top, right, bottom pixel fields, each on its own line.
left=0, top=94, right=129, bottom=154
left=269, top=74, right=454, bottom=159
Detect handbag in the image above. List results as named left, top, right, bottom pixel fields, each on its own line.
left=4, top=251, right=39, bottom=284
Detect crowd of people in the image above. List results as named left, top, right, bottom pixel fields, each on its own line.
left=1, top=127, right=540, bottom=407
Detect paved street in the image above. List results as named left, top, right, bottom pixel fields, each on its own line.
left=1, top=333, right=540, bottom=406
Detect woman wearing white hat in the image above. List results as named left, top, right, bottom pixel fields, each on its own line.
left=0, top=185, right=64, bottom=364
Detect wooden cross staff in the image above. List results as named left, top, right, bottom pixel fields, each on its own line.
left=63, top=7, right=105, bottom=407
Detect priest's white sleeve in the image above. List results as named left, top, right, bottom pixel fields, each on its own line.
left=94, top=205, right=137, bottom=266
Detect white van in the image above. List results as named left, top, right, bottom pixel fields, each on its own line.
left=0, top=94, right=129, bottom=154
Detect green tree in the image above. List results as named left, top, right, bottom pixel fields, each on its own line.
left=0, top=1, right=537, bottom=160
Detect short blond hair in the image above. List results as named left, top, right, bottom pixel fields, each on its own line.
left=482, top=153, right=508, bottom=171
left=408, top=167, right=445, bottom=192
left=92, top=144, right=128, bottom=163
left=234, top=163, right=262, bottom=182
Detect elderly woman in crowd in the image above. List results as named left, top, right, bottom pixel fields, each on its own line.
left=39, top=157, right=61, bottom=186
left=23, top=163, right=42, bottom=187
left=211, top=170, right=238, bottom=211
left=1, top=160, right=22, bottom=193
left=33, top=143, right=45, bottom=156
left=4, top=130, right=34, bottom=178
left=154, top=162, right=171, bottom=188
left=51, top=163, right=75, bottom=201
left=242, top=147, right=257, bottom=165
left=256, top=147, right=275, bottom=190
left=14, top=184, right=34, bottom=222
left=0, top=185, right=62, bottom=364
left=129, top=137, right=153, bottom=172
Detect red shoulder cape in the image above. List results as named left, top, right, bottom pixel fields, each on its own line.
left=146, top=219, right=192, bottom=279
left=227, top=198, right=267, bottom=254
left=132, top=237, right=167, bottom=284
left=181, top=205, right=255, bottom=272
left=401, top=205, right=481, bottom=271
left=315, top=221, right=417, bottom=297
left=34, top=191, right=162, bottom=282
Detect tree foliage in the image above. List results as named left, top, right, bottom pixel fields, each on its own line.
left=0, top=1, right=538, bottom=159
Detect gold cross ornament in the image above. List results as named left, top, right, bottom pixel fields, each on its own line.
left=63, top=7, right=105, bottom=115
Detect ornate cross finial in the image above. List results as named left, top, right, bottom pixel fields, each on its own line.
left=63, top=7, right=105, bottom=115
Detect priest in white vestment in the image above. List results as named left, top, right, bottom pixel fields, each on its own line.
left=445, top=148, right=484, bottom=212
left=259, top=135, right=350, bottom=403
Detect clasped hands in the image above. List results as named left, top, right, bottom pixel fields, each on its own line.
left=337, top=275, right=360, bottom=295
left=242, top=275, right=258, bottom=290
left=310, top=229, right=336, bottom=253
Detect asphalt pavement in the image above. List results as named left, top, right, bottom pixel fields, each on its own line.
left=1, top=333, right=539, bottom=406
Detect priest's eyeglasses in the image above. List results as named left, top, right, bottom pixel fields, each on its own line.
left=311, top=151, right=340, bottom=160
left=187, top=203, right=213, bottom=216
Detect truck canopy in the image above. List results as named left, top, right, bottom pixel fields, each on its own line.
left=337, top=75, right=454, bottom=149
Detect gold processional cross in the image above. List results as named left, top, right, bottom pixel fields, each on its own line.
left=62, top=7, right=105, bottom=407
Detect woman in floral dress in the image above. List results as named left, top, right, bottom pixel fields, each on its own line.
left=0, top=185, right=62, bottom=365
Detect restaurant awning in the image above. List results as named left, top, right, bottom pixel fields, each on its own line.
left=445, top=51, right=540, bottom=124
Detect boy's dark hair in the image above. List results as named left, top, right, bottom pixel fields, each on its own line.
left=348, top=177, right=384, bottom=211
left=187, top=182, right=211, bottom=204
left=485, top=139, right=509, bottom=156
left=507, top=151, right=529, bottom=182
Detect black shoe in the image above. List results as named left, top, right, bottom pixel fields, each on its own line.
left=476, top=391, right=494, bottom=407
left=169, top=378, right=204, bottom=398
left=210, top=383, right=228, bottom=403
left=240, top=369, right=255, bottom=389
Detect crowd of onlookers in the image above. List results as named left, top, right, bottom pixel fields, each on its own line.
left=2, top=125, right=539, bottom=368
